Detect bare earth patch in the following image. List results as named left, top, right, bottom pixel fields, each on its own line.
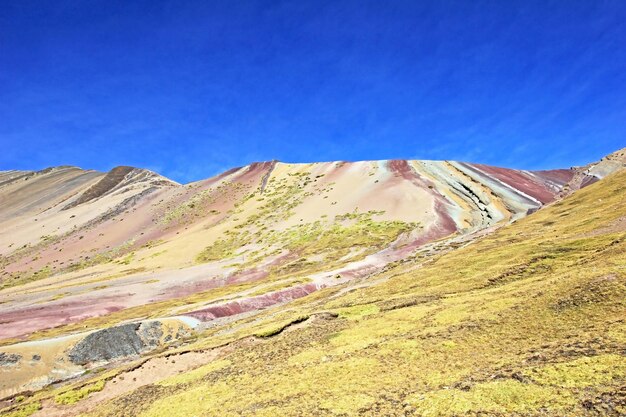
left=32, top=337, right=257, bottom=417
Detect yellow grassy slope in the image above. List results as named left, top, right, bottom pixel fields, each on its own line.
left=6, top=169, right=626, bottom=417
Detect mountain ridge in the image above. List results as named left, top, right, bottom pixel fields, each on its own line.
left=3, top=151, right=617, bottom=187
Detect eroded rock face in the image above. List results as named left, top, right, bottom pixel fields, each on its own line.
left=68, top=321, right=163, bottom=365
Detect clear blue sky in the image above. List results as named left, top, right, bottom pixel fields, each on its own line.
left=1, top=1, right=625, bottom=183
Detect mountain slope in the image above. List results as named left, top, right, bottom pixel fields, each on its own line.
left=0, top=159, right=579, bottom=344
left=0, top=151, right=624, bottom=416
left=125, top=166, right=623, bottom=417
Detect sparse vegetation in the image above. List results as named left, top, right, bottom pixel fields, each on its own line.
left=254, top=315, right=309, bottom=337
left=196, top=209, right=419, bottom=270
left=54, top=380, right=106, bottom=405
left=0, top=402, right=41, bottom=417
left=157, top=360, right=232, bottom=387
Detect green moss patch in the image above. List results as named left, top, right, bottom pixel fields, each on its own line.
left=54, top=380, right=105, bottom=405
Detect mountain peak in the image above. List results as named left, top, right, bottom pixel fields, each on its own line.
left=62, top=165, right=178, bottom=210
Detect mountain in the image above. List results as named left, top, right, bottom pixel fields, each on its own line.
left=0, top=150, right=624, bottom=416
left=0, top=160, right=584, bottom=339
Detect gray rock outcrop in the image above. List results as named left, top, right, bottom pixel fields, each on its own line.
left=0, top=352, right=21, bottom=367
left=68, top=321, right=164, bottom=365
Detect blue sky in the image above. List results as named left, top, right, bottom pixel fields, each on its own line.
left=1, top=1, right=625, bottom=183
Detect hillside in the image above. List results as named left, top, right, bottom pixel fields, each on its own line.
left=0, top=150, right=625, bottom=416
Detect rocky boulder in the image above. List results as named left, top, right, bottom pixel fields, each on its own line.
left=68, top=321, right=164, bottom=365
